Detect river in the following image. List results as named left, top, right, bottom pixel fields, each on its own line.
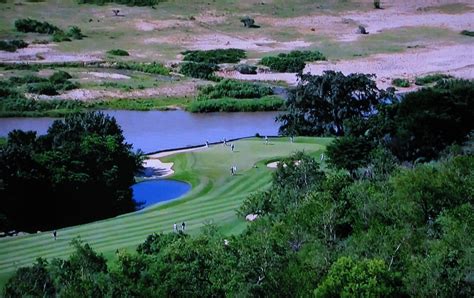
left=0, top=110, right=281, bottom=152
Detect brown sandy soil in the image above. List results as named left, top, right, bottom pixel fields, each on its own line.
left=32, top=80, right=198, bottom=101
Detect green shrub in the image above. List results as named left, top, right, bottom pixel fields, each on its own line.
left=9, top=75, right=48, bottom=85
left=197, top=79, right=273, bottom=100
left=235, top=64, right=257, bottom=74
left=114, top=61, right=169, bottom=75
left=14, top=18, right=61, bottom=34
left=179, top=62, right=219, bottom=80
left=107, top=49, right=130, bottom=56
left=52, top=31, right=71, bottom=42
left=27, top=82, right=59, bottom=95
left=187, top=96, right=284, bottom=112
left=49, top=71, right=72, bottom=84
left=415, top=73, right=453, bottom=86
left=0, top=41, right=17, bottom=52
left=260, top=50, right=326, bottom=73
left=66, top=26, right=85, bottom=40
left=182, top=48, right=246, bottom=64
left=460, top=30, right=474, bottom=37
left=392, top=78, right=410, bottom=88
left=0, top=40, right=28, bottom=52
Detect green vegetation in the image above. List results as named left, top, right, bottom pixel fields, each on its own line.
left=0, top=40, right=28, bottom=52
left=415, top=73, right=453, bottom=85
left=391, top=78, right=410, bottom=87
left=179, top=62, right=219, bottom=80
left=107, top=49, right=130, bottom=56
left=113, top=61, right=169, bottom=75
left=0, top=112, right=142, bottom=232
left=278, top=71, right=383, bottom=136
left=0, top=137, right=329, bottom=290
left=182, top=49, right=246, bottom=64
left=4, top=148, right=473, bottom=296
left=93, top=97, right=190, bottom=111
left=188, top=96, right=284, bottom=112
left=260, top=50, right=326, bottom=73
left=187, top=79, right=282, bottom=112
left=14, top=18, right=61, bottom=34
left=197, top=79, right=273, bottom=100
left=14, top=19, right=84, bottom=43
left=77, top=0, right=165, bottom=6
left=460, top=30, right=474, bottom=37
left=2, top=71, right=79, bottom=96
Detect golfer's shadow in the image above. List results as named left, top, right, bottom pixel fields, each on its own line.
left=233, top=150, right=240, bottom=153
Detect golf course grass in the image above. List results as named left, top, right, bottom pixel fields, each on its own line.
left=0, top=136, right=332, bottom=288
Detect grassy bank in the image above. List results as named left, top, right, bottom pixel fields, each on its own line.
left=0, top=137, right=332, bottom=289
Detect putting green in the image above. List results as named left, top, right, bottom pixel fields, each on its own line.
left=0, top=137, right=332, bottom=286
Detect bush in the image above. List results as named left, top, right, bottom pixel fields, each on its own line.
left=107, top=49, right=130, bottom=56
left=27, top=82, right=59, bottom=95
left=179, top=62, right=219, bottom=80
left=49, top=71, right=72, bottom=84
left=460, top=30, right=474, bottom=37
left=235, top=64, right=257, bottom=74
left=197, top=79, right=273, bottom=100
left=260, top=50, right=326, bottom=73
left=415, top=73, right=453, bottom=86
left=66, top=26, right=85, bottom=40
left=14, top=18, right=61, bottom=34
left=187, top=96, right=284, bottom=112
left=114, top=61, right=169, bottom=75
left=182, top=48, right=246, bottom=64
left=9, top=75, right=48, bottom=85
left=0, top=40, right=28, bottom=52
left=52, top=31, right=71, bottom=42
left=392, top=78, right=410, bottom=88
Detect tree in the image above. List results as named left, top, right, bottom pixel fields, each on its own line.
left=277, top=71, right=384, bottom=136
left=0, top=112, right=142, bottom=231
left=314, top=256, right=401, bottom=297
left=4, top=258, right=55, bottom=297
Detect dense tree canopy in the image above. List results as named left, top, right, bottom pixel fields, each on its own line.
left=278, top=71, right=391, bottom=136
left=0, top=112, right=142, bottom=232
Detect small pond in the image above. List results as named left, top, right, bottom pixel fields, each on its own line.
left=132, top=179, right=191, bottom=209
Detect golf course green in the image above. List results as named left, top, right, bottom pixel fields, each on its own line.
left=0, top=137, right=332, bottom=287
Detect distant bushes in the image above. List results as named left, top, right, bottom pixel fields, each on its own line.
left=14, top=18, right=61, bottom=34
left=14, top=19, right=85, bottom=42
left=460, top=30, right=474, bottom=37
left=415, top=73, right=453, bottom=86
left=182, top=48, right=246, bottom=64
left=0, top=40, right=28, bottom=52
left=77, top=0, right=165, bottom=6
left=197, top=79, right=273, bottom=100
left=180, top=62, right=219, bottom=80
left=187, top=96, right=284, bottom=112
left=235, top=64, right=257, bottom=74
left=107, top=49, right=130, bottom=56
left=114, top=61, right=169, bottom=75
left=260, top=50, right=326, bottom=72
left=6, top=71, right=79, bottom=96
left=392, top=78, right=410, bottom=88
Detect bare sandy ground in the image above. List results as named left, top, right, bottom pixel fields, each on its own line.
left=144, top=146, right=207, bottom=178
left=85, top=72, right=131, bottom=80
left=0, top=44, right=102, bottom=63
left=35, top=80, right=198, bottom=101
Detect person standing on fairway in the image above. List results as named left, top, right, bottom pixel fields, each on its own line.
left=173, top=223, right=177, bottom=233
left=52, top=230, right=57, bottom=240
left=265, top=136, right=268, bottom=145
left=182, top=222, right=186, bottom=232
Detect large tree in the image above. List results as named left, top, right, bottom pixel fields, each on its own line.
left=278, top=71, right=390, bottom=136
left=0, top=112, right=142, bottom=232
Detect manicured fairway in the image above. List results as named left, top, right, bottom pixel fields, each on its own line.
left=0, top=137, right=332, bottom=287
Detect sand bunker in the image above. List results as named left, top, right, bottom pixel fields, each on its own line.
left=86, top=72, right=131, bottom=80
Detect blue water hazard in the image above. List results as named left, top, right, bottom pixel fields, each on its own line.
left=132, top=179, right=191, bottom=209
